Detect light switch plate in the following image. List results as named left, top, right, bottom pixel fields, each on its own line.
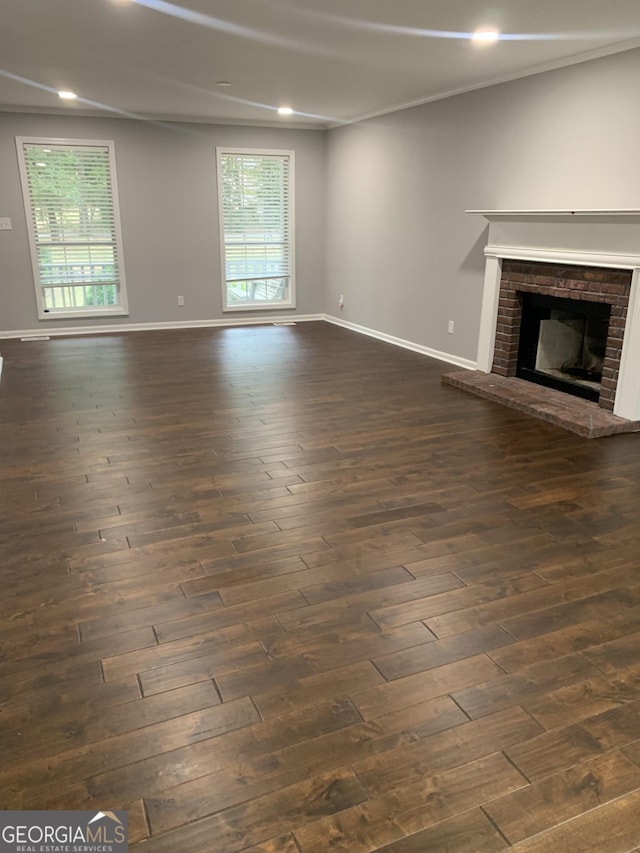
left=0, top=217, right=12, bottom=230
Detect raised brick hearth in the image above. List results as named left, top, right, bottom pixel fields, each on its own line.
left=493, top=260, right=631, bottom=410
left=442, top=370, right=640, bottom=437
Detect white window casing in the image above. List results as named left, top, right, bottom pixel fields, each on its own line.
left=16, top=137, right=128, bottom=319
left=217, top=148, right=295, bottom=312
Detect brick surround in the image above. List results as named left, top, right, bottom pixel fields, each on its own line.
left=492, top=260, right=632, bottom=411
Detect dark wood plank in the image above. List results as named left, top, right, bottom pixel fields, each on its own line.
left=507, top=789, right=640, bottom=852
left=299, top=565, right=415, bottom=606
left=522, top=659, right=640, bottom=730
left=134, top=767, right=368, bottom=852
left=253, top=660, right=385, bottom=719
left=0, top=680, right=222, bottom=766
left=0, top=624, right=157, bottom=680
left=425, top=565, right=639, bottom=638
left=371, top=571, right=547, bottom=631
left=153, top=590, right=306, bottom=643
left=215, top=654, right=316, bottom=702
left=353, top=706, right=542, bottom=798
left=506, top=698, right=640, bottom=781
left=485, top=750, right=640, bottom=843
left=499, top=589, right=640, bottom=641
left=488, top=608, right=640, bottom=672
left=0, top=697, right=259, bottom=808
left=372, top=624, right=513, bottom=681
left=582, top=628, right=640, bottom=674
left=293, top=753, right=526, bottom=853
left=101, top=617, right=280, bottom=682
left=304, top=621, right=436, bottom=673
left=371, top=809, right=508, bottom=852
left=351, top=654, right=505, bottom=720
left=180, top=555, right=306, bottom=596
left=78, top=591, right=225, bottom=642
left=452, top=653, right=602, bottom=719
left=276, top=571, right=465, bottom=633
left=138, top=641, right=269, bottom=696
left=142, top=694, right=468, bottom=837
left=88, top=697, right=366, bottom=807
left=224, top=835, right=299, bottom=853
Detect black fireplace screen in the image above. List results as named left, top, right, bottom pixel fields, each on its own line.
left=516, top=293, right=611, bottom=402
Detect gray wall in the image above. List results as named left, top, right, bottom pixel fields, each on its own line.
left=325, top=48, right=640, bottom=363
left=0, top=113, right=326, bottom=333
left=3, top=48, right=640, bottom=356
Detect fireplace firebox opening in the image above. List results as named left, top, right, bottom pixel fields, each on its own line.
left=490, top=258, right=632, bottom=412
left=516, top=293, right=611, bottom=402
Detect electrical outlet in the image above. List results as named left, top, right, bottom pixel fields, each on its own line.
left=448, top=320, right=455, bottom=334
left=177, top=295, right=185, bottom=306
left=0, top=217, right=12, bottom=231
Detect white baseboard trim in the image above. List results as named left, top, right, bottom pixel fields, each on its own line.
left=0, top=314, right=326, bottom=340
left=323, top=315, right=477, bottom=371
left=0, top=314, right=477, bottom=373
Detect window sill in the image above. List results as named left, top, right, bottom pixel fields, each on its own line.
left=223, top=301, right=296, bottom=313
left=39, top=308, right=130, bottom=320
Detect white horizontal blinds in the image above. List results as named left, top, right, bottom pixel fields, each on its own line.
left=221, top=152, right=290, bottom=298
left=22, top=142, right=120, bottom=291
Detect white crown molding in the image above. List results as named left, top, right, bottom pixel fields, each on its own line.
left=329, top=38, right=640, bottom=129
left=324, top=315, right=476, bottom=371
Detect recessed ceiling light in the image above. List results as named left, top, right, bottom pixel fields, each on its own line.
left=216, top=81, right=232, bottom=87
left=278, top=107, right=294, bottom=116
left=58, top=90, right=77, bottom=100
left=472, top=30, right=500, bottom=42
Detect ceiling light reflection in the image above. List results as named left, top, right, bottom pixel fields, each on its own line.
left=258, top=0, right=637, bottom=43
left=472, top=30, right=500, bottom=43
left=130, top=0, right=308, bottom=51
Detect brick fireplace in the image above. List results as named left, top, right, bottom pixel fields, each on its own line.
left=443, top=210, right=640, bottom=436
left=493, top=260, right=631, bottom=411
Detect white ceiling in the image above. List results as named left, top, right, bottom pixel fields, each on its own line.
left=1, top=0, right=640, bottom=129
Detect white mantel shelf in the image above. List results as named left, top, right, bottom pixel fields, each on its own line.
left=467, top=209, right=640, bottom=218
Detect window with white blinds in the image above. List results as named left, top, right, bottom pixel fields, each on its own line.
left=217, top=148, right=295, bottom=311
left=16, top=137, right=128, bottom=318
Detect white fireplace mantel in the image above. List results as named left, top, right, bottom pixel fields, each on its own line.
left=468, top=209, right=640, bottom=422
left=467, top=209, right=640, bottom=216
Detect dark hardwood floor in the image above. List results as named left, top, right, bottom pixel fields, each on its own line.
left=1, top=321, right=640, bottom=851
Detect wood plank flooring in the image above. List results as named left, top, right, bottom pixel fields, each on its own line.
left=1, top=321, right=640, bottom=851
